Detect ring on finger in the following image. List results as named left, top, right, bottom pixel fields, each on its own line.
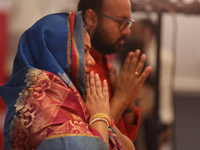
left=135, top=71, right=140, bottom=76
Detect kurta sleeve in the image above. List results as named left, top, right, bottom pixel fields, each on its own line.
left=116, top=106, right=141, bottom=142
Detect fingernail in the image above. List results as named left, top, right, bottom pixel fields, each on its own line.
left=103, top=80, right=107, bottom=85
left=95, top=73, right=98, bottom=77
left=90, top=71, right=94, bottom=75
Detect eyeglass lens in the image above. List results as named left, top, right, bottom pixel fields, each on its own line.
left=119, top=20, right=133, bottom=31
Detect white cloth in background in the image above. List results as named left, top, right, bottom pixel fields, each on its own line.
left=145, top=37, right=175, bottom=126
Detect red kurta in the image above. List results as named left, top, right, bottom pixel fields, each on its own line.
left=90, top=49, right=141, bottom=142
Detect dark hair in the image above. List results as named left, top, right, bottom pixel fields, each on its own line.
left=81, top=13, right=90, bottom=34
left=78, top=0, right=103, bottom=16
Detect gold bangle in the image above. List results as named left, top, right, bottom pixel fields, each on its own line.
left=89, top=113, right=111, bottom=125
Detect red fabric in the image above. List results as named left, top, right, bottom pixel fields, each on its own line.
left=0, top=13, right=8, bottom=86
left=90, top=49, right=141, bottom=142
left=70, top=12, right=78, bottom=85
left=0, top=96, right=6, bottom=150
left=116, top=107, right=141, bottom=142
left=0, top=12, right=8, bottom=150
left=7, top=69, right=122, bottom=149
left=0, top=132, right=4, bottom=150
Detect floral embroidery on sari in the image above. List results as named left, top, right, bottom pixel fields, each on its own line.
left=8, top=68, right=93, bottom=150
left=9, top=68, right=46, bottom=150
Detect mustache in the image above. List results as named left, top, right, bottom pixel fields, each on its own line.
left=116, top=36, right=126, bottom=43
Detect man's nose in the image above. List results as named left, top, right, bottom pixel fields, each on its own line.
left=121, top=25, right=131, bottom=36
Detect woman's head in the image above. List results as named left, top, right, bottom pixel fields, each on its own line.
left=12, top=12, right=91, bottom=97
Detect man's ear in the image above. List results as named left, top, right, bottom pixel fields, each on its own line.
left=84, top=9, right=98, bottom=27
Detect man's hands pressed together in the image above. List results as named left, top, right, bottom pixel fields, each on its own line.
left=109, top=49, right=152, bottom=124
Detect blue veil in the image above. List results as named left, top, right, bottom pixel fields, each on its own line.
left=0, top=12, right=87, bottom=150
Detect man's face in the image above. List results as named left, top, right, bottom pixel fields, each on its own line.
left=91, top=0, right=132, bottom=55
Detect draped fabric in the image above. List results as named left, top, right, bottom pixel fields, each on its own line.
left=0, top=12, right=122, bottom=150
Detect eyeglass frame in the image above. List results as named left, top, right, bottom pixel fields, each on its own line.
left=94, top=11, right=135, bottom=31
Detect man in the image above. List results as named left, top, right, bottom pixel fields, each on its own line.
left=78, top=0, right=152, bottom=142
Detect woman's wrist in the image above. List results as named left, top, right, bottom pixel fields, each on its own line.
left=89, top=113, right=114, bottom=127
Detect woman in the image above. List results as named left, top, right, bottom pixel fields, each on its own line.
left=0, top=12, right=135, bottom=150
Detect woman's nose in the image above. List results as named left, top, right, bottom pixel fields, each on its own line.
left=87, top=54, right=95, bottom=67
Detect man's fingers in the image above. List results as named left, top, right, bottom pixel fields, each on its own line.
left=109, top=66, right=117, bottom=86
left=129, top=49, right=141, bottom=73
left=134, top=54, right=146, bottom=76
left=139, top=66, right=152, bottom=83
left=121, top=51, right=134, bottom=73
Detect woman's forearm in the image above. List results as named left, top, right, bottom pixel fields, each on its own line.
left=91, top=121, right=109, bottom=148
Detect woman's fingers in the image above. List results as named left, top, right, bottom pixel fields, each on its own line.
left=95, top=74, right=102, bottom=96
left=89, top=71, right=96, bottom=94
left=102, top=80, right=108, bottom=98
left=88, top=71, right=102, bottom=96
left=86, top=74, right=90, bottom=95
left=86, top=72, right=108, bottom=102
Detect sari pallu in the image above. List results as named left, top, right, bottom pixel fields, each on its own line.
left=0, top=12, right=123, bottom=150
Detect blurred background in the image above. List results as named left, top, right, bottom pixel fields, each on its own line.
left=0, top=0, right=199, bottom=150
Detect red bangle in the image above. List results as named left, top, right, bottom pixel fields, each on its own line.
left=109, top=116, right=114, bottom=127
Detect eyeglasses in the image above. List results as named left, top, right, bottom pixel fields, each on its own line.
left=94, top=11, right=135, bottom=31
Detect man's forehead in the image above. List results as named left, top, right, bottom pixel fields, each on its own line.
left=102, top=0, right=131, bottom=17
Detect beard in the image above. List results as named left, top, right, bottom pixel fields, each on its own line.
left=91, top=23, right=126, bottom=55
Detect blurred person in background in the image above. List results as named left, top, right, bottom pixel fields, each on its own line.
left=78, top=0, right=152, bottom=143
